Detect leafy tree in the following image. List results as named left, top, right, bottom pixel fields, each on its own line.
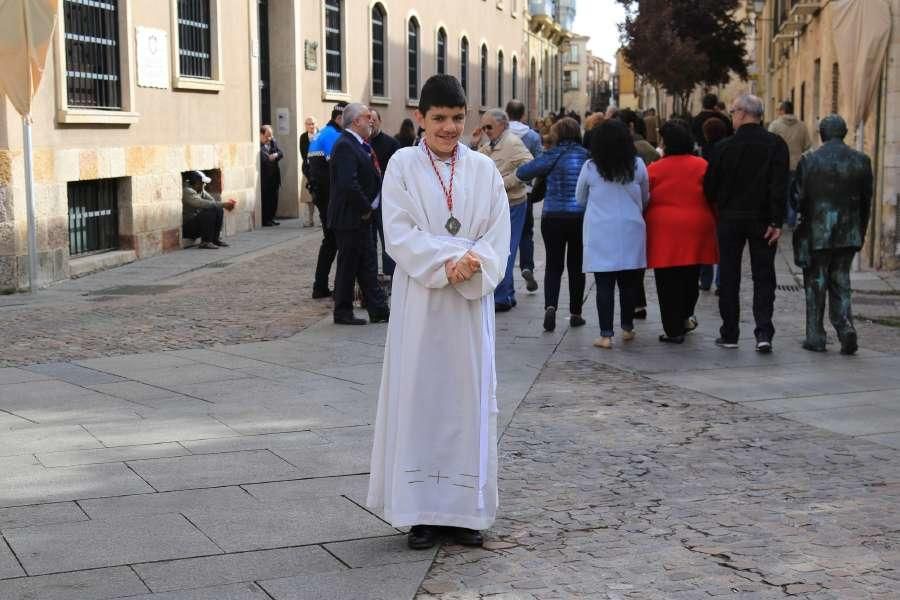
left=617, top=0, right=749, bottom=109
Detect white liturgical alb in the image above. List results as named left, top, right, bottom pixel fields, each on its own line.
left=367, top=142, right=511, bottom=530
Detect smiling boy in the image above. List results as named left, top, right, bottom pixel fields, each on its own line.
left=366, top=75, right=511, bottom=550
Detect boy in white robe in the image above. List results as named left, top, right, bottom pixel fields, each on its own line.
left=367, top=75, right=512, bottom=550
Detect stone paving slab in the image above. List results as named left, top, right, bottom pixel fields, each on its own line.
left=0, top=461, right=153, bottom=508
left=242, top=475, right=370, bottom=503
left=781, top=404, right=900, bottom=437
left=78, top=487, right=261, bottom=520
left=82, top=416, right=237, bottom=447
left=119, top=582, right=272, bottom=600
left=269, top=444, right=370, bottom=479
left=22, top=363, right=126, bottom=386
left=179, top=431, right=325, bottom=455
left=5, top=513, right=223, bottom=575
left=0, top=424, right=103, bottom=457
left=0, top=368, right=51, bottom=386
left=0, top=539, right=24, bottom=579
left=182, top=498, right=397, bottom=552
left=37, top=442, right=189, bottom=468
left=0, top=502, right=87, bottom=532
left=85, top=380, right=191, bottom=402
left=132, top=546, right=344, bottom=593
left=209, top=405, right=365, bottom=435
left=324, top=535, right=440, bottom=568
left=0, top=566, right=149, bottom=599
left=0, top=380, right=143, bottom=425
left=259, top=560, right=433, bottom=600
left=125, top=450, right=301, bottom=492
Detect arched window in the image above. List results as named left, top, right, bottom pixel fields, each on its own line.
left=460, top=36, right=469, bottom=94
left=371, top=4, right=386, bottom=97
left=324, top=0, right=343, bottom=91
left=542, top=50, right=549, bottom=111
left=512, top=55, right=518, bottom=100
left=436, top=27, right=447, bottom=75
left=407, top=17, right=420, bottom=100
left=480, top=43, right=488, bottom=107
left=497, top=50, right=504, bottom=106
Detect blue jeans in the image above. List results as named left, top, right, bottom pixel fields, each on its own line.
left=518, top=199, right=535, bottom=271
left=785, top=170, right=797, bottom=227
left=495, top=201, right=528, bottom=307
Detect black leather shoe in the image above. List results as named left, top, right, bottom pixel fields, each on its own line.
left=213, top=239, right=230, bottom=247
left=543, top=307, right=556, bottom=332
left=451, top=527, right=484, bottom=547
left=522, top=269, right=538, bottom=292
left=570, top=315, right=586, bottom=327
left=840, top=331, right=858, bottom=355
left=407, top=525, right=439, bottom=550
left=495, top=303, right=514, bottom=313
left=312, top=288, right=333, bottom=299
left=802, top=340, right=826, bottom=352
left=369, top=312, right=390, bottom=324
left=659, top=334, right=685, bottom=344
left=262, top=221, right=275, bottom=227
left=271, top=220, right=281, bottom=226
left=334, top=316, right=367, bottom=325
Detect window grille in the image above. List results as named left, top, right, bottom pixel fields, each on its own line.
left=512, top=56, right=518, bottom=99
left=831, top=63, right=839, bottom=114
left=68, top=179, right=119, bottom=256
left=437, top=28, right=447, bottom=75
left=324, top=0, right=343, bottom=91
left=177, top=0, right=212, bottom=78
left=481, top=44, right=488, bottom=107
left=371, top=4, right=386, bottom=96
left=408, top=18, right=420, bottom=100
left=63, top=0, right=121, bottom=109
left=460, top=37, right=469, bottom=94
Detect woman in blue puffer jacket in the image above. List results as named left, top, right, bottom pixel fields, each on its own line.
left=516, top=117, right=590, bottom=332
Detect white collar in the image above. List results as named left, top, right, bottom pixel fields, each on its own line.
left=347, top=129, right=366, bottom=145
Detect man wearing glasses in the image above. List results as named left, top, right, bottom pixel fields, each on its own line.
left=703, top=94, right=790, bottom=353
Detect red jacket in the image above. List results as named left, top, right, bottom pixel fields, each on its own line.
left=646, top=155, right=719, bottom=269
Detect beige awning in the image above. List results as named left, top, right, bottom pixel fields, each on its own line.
left=0, top=0, right=58, bottom=116
left=831, top=0, right=892, bottom=129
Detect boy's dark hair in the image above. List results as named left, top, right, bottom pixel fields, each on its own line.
left=330, top=101, right=348, bottom=122
left=702, top=93, right=718, bottom=110
left=505, top=99, right=526, bottom=121
left=418, top=74, right=467, bottom=115
left=659, top=119, right=695, bottom=155
left=780, top=100, right=794, bottom=114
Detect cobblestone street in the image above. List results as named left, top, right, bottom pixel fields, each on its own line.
left=0, top=221, right=898, bottom=599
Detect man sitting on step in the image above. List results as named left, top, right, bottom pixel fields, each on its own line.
left=182, top=171, right=236, bottom=249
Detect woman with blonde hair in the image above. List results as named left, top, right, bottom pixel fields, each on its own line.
left=299, top=115, right=319, bottom=226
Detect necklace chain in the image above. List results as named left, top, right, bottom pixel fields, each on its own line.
left=422, top=141, right=457, bottom=216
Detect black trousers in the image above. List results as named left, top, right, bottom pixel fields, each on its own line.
left=636, top=270, right=647, bottom=309
left=717, top=220, right=777, bottom=343
left=313, top=198, right=337, bottom=293
left=540, top=216, right=585, bottom=314
left=261, top=180, right=279, bottom=224
left=183, top=205, right=223, bottom=243
left=519, top=199, right=535, bottom=271
left=594, top=269, right=642, bottom=337
left=372, top=206, right=396, bottom=276
left=803, top=248, right=856, bottom=348
left=654, top=265, right=701, bottom=337
left=334, top=227, right=388, bottom=320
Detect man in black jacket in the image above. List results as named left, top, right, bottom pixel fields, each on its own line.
left=259, top=125, right=284, bottom=227
left=368, top=108, right=400, bottom=278
left=704, top=94, right=790, bottom=353
left=328, top=103, right=390, bottom=325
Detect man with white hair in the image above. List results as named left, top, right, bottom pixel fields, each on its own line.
left=327, top=102, right=390, bottom=325
left=704, top=93, right=790, bottom=353
left=471, top=108, right=533, bottom=311
left=182, top=170, right=235, bottom=249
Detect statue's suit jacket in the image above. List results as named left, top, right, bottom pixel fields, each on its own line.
left=790, top=140, right=873, bottom=267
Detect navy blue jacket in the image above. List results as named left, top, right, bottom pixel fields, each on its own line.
left=327, top=132, right=381, bottom=231
left=516, top=141, right=589, bottom=217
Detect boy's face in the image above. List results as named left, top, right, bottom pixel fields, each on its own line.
left=415, top=106, right=466, bottom=157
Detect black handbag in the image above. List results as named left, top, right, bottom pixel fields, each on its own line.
left=529, top=149, right=568, bottom=204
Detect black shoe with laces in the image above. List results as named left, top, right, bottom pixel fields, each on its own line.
left=451, top=527, right=484, bottom=547
left=522, top=269, right=538, bottom=292
left=543, top=307, right=556, bottom=332
left=570, top=315, right=586, bottom=327
left=407, top=525, right=440, bottom=550
left=715, top=337, right=738, bottom=349
left=312, top=288, right=333, bottom=299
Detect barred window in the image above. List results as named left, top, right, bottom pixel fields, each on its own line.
left=371, top=4, right=386, bottom=97
left=512, top=55, right=518, bottom=99
left=437, top=28, right=447, bottom=75
left=324, top=0, right=343, bottom=92
left=68, top=179, right=119, bottom=257
left=497, top=50, right=504, bottom=107
left=408, top=17, right=420, bottom=100
left=63, top=0, right=121, bottom=109
left=831, top=62, right=839, bottom=114
left=177, top=0, right=212, bottom=78
left=460, top=37, right=469, bottom=94
left=480, top=43, right=488, bottom=107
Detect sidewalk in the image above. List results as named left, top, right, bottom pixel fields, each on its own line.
left=0, top=221, right=898, bottom=598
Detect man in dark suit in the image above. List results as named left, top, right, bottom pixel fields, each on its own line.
left=328, top=103, right=390, bottom=325
left=791, top=114, right=873, bottom=355
left=259, top=125, right=284, bottom=227
left=693, top=93, right=734, bottom=157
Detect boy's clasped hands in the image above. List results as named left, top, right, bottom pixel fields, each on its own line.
left=445, top=252, right=482, bottom=285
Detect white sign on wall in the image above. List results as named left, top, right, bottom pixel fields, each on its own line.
left=136, top=27, right=169, bottom=89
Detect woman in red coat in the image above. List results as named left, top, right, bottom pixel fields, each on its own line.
left=646, top=120, right=719, bottom=343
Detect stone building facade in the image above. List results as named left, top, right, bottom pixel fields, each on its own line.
left=1, top=0, right=572, bottom=292
left=0, top=0, right=259, bottom=292
left=754, top=0, right=899, bottom=270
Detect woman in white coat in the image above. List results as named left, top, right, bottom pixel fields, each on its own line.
left=576, top=119, right=650, bottom=349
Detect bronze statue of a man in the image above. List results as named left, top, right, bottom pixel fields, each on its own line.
left=791, top=114, right=873, bottom=355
